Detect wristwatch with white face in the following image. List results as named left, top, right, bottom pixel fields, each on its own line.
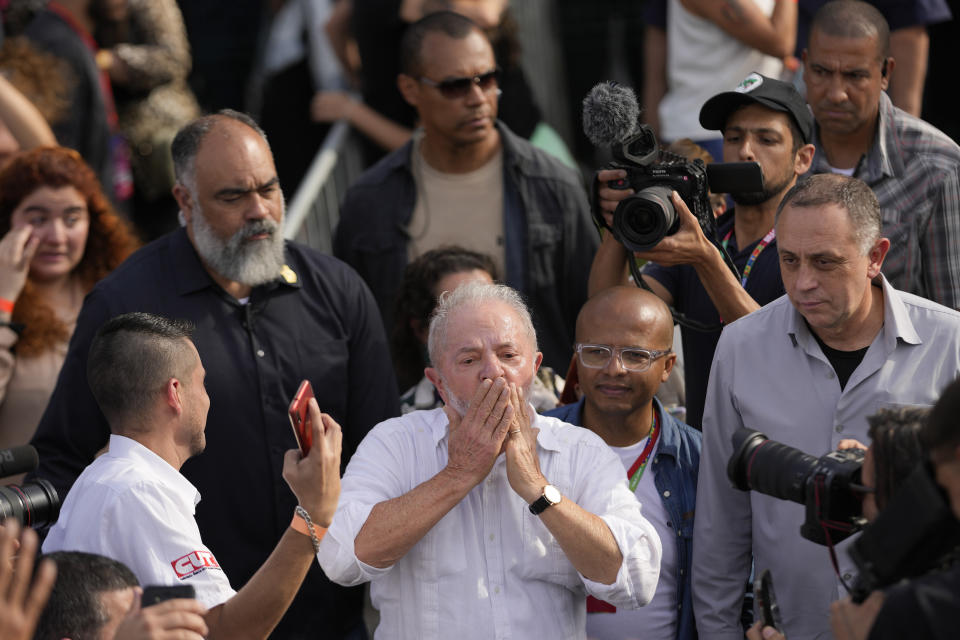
left=528, top=484, right=562, bottom=515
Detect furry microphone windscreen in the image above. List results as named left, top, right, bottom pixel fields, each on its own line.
left=582, top=81, right=640, bottom=148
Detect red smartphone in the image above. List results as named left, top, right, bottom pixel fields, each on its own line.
left=288, top=380, right=315, bottom=455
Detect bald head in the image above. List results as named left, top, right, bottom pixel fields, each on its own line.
left=575, top=287, right=676, bottom=441
left=577, top=287, right=674, bottom=350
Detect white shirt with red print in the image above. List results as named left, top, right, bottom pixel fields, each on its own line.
left=44, top=434, right=236, bottom=607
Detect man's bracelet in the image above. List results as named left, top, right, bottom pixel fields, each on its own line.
left=291, top=506, right=327, bottom=554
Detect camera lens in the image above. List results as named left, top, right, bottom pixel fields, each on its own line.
left=727, top=428, right=817, bottom=506
left=613, top=186, right=677, bottom=252
left=0, top=479, right=60, bottom=528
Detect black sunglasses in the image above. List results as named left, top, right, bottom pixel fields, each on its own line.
left=418, top=68, right=501, bottom=100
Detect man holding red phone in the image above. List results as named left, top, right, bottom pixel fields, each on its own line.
left=44, top=313, right=343, bottom=640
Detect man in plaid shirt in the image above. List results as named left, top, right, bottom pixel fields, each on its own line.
left=804, top=0, right=960, bottom=309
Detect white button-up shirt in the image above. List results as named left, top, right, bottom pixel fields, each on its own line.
left=693, top=277, right=960, bottom=640
left=44, top=435, right=236, bottom=608
left=317, top=408, right=662, bottom=640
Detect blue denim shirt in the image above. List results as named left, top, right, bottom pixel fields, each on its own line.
left=544, top=397, right=701, bottom=640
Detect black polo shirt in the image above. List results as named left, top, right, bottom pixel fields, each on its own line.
left=643, top=211, right=785, bottom=429
left=31, top=228, right=399, bottom=639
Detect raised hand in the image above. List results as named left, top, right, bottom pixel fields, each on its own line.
left=445, top=377, right=514, bottom=488
left=504, top=383, right=546, bottom=503
left=632, top=191, right=712, bottom=267
left=0, top=521, right=57, bottom=640
left=596, top=168, right=632, bottom=228
left=283, top=398, right=343, bottom=527
left=0, top=226, right=40, bottom=309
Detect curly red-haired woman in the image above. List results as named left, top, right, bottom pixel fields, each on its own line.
left=0, top=147, right=138, bottom=453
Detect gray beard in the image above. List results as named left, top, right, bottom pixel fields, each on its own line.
left=189, top=204, right=285, bottom=287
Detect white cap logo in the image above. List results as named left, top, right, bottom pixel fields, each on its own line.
left=736, top=73, right=764, bottom=94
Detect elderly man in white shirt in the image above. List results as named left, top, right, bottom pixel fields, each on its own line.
left=318, top=282, right=662, bottom=640
left=44, top=312, right=342, bottom=639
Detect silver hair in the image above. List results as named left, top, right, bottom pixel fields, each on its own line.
left=776, top=173, right=882, bottom=254
left=427, top=282, right=538, bottom=365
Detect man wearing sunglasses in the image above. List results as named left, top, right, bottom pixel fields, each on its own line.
left=545, top=286, right=701, bottom=640
left=334, top=10, right=598, bottom=374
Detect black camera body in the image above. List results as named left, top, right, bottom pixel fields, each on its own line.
left=727, top=428, right=867, bottom=545
left=727, top=428, right=960, bottom=604
left=598, top=125, right=716, bottom=253
left=848, top=462, right=960, bottom=602
left=595, top=125, right=765, bottom=253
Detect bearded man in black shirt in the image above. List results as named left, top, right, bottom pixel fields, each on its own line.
left=30, top=110, right=398, bottom=640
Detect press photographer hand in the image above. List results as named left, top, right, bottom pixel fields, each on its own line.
left=632, top=190, right=713, bottom=267
left=594, top=171, right=713, bottom=267
left=596, top=168, right=632, bottom=228
left=830, top=593, right=885, bottom=640
left=746, top=620, right=786, bottom=640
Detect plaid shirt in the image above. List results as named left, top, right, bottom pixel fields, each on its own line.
left=809, top=92, right=960, bottom=309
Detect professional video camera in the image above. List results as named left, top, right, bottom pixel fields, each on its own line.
left=727, top=428, right=960, bottom=603
left=727, top=428, right=867, bottom=545
left=582, top=81, right=763, bottom=253
left=0, top=444, right=60, bottom=528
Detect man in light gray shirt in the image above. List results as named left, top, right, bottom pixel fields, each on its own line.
left=692, top=173, right=960, bottom=640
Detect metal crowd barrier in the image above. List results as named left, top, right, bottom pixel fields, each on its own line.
left=283, top=119, right=365, bottom=253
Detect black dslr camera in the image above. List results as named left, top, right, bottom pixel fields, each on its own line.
left=0, top=445, right=60, bottom=529
left=728, top=429, right=960, bottom=603
left=727, top=428, right=867, bottom=545
left=595, top=125, right=763, bottom=252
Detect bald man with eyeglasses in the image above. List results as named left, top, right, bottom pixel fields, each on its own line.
left=333, top=10, right=598, bottom=375
left=545, top=286, right=701, bottom=640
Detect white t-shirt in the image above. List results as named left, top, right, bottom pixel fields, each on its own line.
left=587, top=436, right=678, bottom=640
left=44, top=435, right=237, bottom=608
left=660, top=0, right=783, bottom=142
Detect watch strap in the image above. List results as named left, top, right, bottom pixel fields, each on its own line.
left=528, top=494, right=551, bottom=515
left=528, top=485, right=560, bottom=515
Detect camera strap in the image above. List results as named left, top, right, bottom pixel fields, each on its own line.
left=721, top=228, right=776, bottom=288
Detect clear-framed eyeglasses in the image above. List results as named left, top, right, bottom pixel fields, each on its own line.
left=575, top=343, right=672, bottom=372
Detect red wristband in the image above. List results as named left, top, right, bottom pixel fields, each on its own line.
left=0, top=298, right=14, bottom=314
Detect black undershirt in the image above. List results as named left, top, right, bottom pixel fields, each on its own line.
left=808, top=322, right=869, bottom=390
